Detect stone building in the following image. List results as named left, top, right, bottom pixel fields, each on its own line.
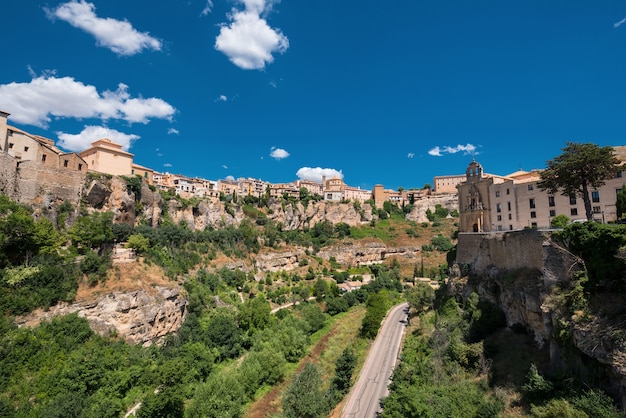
left=79, top=138, right=133, bottom=176
left=433, top=174, right=466, bottom=194
left=457, top=152, right=626, bottom=232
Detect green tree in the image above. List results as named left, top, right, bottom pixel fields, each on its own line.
left=550, top=214, right=570, bottom=228
left=126, top=234, right=150, bottom=254
left=330, top=348, right=357, bottom=397
left=282, top=362, right=329, bottom=418
left=538, top=142, right=620, bottom=221
left=405, top=282, right=435, bottom=314
left=237, top=296, right=271, bottom=332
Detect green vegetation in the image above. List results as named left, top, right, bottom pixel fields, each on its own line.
left=3, top=184, right=625, bottom=417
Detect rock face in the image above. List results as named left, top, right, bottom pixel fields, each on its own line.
left=17, top=286, right=187, bottom=346
left=406, top=194, right=458, bottom=223
left=317, top=241, right=420, bottom=266
left=267, top=200, right=373, bottom=230
left=451, top=229, right=626, bottom=406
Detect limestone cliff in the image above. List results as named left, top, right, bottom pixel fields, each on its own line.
left=451, top=229, right=626, bottom=406
left=16, top=285, right=186, bottom=347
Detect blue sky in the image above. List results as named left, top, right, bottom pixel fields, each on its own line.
left=2, top=1, right=626, bottom=191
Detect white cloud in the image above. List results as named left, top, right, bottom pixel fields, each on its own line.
left=217, top=95, right=228, bottom=102
left=46, top=0, right=161, bottom=56
left=201, top=0, right=214, bottom=16
left=222, top=164, right=228, bottom=169
left=407, top=152, right=415, bottom=158
left=428, top=143, right=479, bottom=157
left=215, top=0, right=289, bottom=70
left=57, top=125, right=139, bottom=152
left=296, top=167, right=343, bottom=183
left=0, top=74, right=175, bottom=128
left=168, top=128, right=180, bottom=135
left=615, top=16, right=626, bottom=28
left=270, top=147, right=289, bottom=159
left=163, top=163, right=173, bottom=167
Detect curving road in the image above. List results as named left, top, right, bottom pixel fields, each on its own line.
left=341, top=302, right=409, bottom=418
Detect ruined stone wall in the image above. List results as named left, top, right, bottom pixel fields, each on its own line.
left=456, top=229, right=545, bottom=273
left=0, top=153, right=18, bottom=199
left=15, top=160, right=85, bottom=206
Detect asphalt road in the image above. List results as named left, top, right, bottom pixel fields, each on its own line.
left=341, top=302, right=409, bottom=418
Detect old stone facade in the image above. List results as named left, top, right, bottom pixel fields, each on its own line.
left=457, top=152, right=626, bottom=232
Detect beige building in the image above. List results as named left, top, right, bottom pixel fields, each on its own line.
left=270, top=183, right=299, bottom=199
left=295, top=179, right=324, bottom=197
left=240, top=177, right=269, bottom=198
left=458, top=154, right=626, bottom=232
left=131, top=163, right=154, bottom=185
left=79, top=138, right=133, bottom=176
left=433, top=174, right=466, bottom=194
left=1, top=111, right=86, bottom=173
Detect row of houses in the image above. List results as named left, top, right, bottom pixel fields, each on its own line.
left=0, top=110, right=440, bottom=208
left=455, top=153, right=626, bottom=232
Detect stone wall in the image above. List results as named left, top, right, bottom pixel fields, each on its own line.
left=456, top=229, right=545, bottom=273
left=16, top=160, right=85, bottom=206
left=0, top=153, right=18, bottom=198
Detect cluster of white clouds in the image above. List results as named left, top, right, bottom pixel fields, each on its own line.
left=214, top=0, right=289, bottom=70
left=0, top=73, right=175, bottom=151
left=614, top=16, right=626, bottom=28
left=45, top=0, right=162, bottom=56
left=0, top=0, right=289, bottom=155
left=0, top=74, right=175, bottom=128
left=428, top=143, right=479, bottom=157
left=270, top=147, right=289, bottom=160
left=57, top=126, right=139, bottom=152
left=46, top=0, right=289, bottom=70
left=296, top=167, right=344, bottom=183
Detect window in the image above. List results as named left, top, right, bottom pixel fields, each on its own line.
left=549, top=209, right=556, bottom=217
left=528, top=184, right=534, bottom=191
left=508, top=214, right=512, bottom=220
left=509, top=225, right=513, bottom=230
left=78, top=164, right=82, bottom=171
left=496, top=203, right=502, bottom=213
left=530, top=211, right=537, bottom=218
left=63, top=160, right=69, bottom=167
left=593, top=206, right=601, bottom=214
left=8, top=143, right=13, bottom=149
left=529, top=198, right=535, bottom=209
left=616, top=171, right=623, bottom=178
left=41, top=154, right=47, bottom=162
left=498, top=225, right=503, bottom=231
left=592, top=191, right=600, bottom=203
left=571, top=208, right=578, bottom=216
left=506, top=188, right=510, bottom=195
left=548, top=196, right=555, bottom=207
left=531, top=222, right=537, bottom=228
left=507, top=202, right=511, bottom=211
left=24, top=146, right=29, bottom=152
left=144, top=172, right=148, bottom=178
left=495, top=191, right=500, bottom=197
left=497, top=215, right=502, bottom=221
left=570, top=195, right=577, bottom=205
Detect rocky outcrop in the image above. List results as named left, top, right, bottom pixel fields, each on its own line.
left=267, top=200, right=373, bottom=230
left=317, top=241, right=420, bottom=266
left=451, top=229, right=626, bottom=406
left=406, top=194, right=458, bottom=223
left=255, top=250, right=304, bottom=272
left=16, top=286, right=187, bottom=347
